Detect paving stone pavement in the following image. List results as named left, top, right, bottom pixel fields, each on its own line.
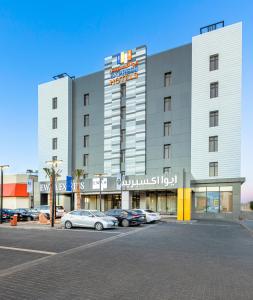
left=0, top=220, right=253, bottom=299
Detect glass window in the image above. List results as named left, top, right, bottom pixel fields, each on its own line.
left=83, top=154, right=88, bottom=167
left=210, top=54, right=219, bottom=71
left=84, top=114, right=89, bottom=127
left=164, top=97, right=171, bottom=111
left=210, top=82, right=219, bottom=98
left=121, top=106, right=126, bottom=120
left=52, top=117, right=57, bottom=129
left=220, top=191, right=233, bottom=212
left=209, top=162, right=218, bottom=177
left=120, top=83, right=126, bottom=98
left=52, top=138, right=57, bottom=150
left=209, top=136, right=218, bottom=152
left=121, top=129, right=126, bottom=143
left=163, top=167, right=171, bottom=176
left=84, top=93, right=89, bottom=106
left=164, top=122, right=171, bottom=136
left=194, top=192, right=207, bottom=213
left=209, top=110, right=219, bottom=127
left=80, top=211, right=91, bottom=216
left=84, top=135, right=89, bottom=147
left=164, top=72, right=172, bottom=87
left=207, top=191, right=220, bottom=213
left=52, top=155, right=57, bottom=161
left=52, top=97, right=57, bottom=109
left=164, top=144, right=171, bottom=159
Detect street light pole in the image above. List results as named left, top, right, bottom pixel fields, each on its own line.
left=0, top=165, right=10, bottom=224
left=94, top=173, right=107, bottom=212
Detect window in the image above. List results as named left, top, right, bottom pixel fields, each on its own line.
left=209, top=162, right=218, bottom=177
left=163, top=167, right=171, bottom=176
left=209, top=136, right=218, bottom=152
left=164, top=72, right=172, bottom=87
left=83, top=173, right=88, bottom=179
left=210, top=54, right=219, bottom=71
left=84, top=135, right=89, bottom=147
left=121, top=106, right=126, bottom=120
left=52, top=117, right=57, bottom=129
left=209, top=110, right=219, bottom=127
left=120, top=150, right=125, bottom=163
left=220, top=191, right=232, bottom=212
left=83, top=154, right=89, bottom=167
left=164, top=97, right=171, bottom=111
left=121, top=129, right=126, bottom=143
left=52, top=156, right=57, bottom=161
left=84, top=114, right=89, bottom=127
left=52, top=138, right=57, bottom=150
left=52, top=97, right=57, bottom=109
left=164, top=122, right=171, bottom=136
left=164, top=144, right=171, bottom=159
left=120, top=83, right=126, bottom=98
left=84, top=93, right=89, bottom=106
left=210, top=82, right=219, bottom=98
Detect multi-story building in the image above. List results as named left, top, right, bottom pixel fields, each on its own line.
left=38, top=21, right=244, bottom=219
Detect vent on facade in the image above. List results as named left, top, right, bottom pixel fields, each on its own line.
left=200, top=21, right=224, bottom=34
left=53, top=73, right=75, bottom=80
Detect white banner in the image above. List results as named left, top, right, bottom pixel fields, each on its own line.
left=92, top=178, right=107, bottom=191
left=27, top=179, right=33, bottom=193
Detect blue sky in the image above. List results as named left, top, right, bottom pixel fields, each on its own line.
left=0, top=0, right=252, bottom=202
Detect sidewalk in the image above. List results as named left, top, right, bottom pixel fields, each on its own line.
left=0, top=221, right=62, bottom=230
left=240, top=220, right=253, bottom=234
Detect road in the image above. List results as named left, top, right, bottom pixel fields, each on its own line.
left=0, top=220, right=253, bottom=299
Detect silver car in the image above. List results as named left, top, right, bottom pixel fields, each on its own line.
left=61, top=210, right=118, bottom=231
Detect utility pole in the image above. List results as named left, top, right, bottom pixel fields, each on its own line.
left=0, top=165, right=9, bottom=224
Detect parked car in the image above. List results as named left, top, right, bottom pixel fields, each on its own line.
left=105, top=209, right=145, bottom=227
left=0, top=209, right=13, bottom=221
left=132, top=209, right=161, bottom=223
left=36, top=205, right=65, bottom=218
left=13, top=208, right=37, bottom=221
left=61, top=210, right=118, bottom=231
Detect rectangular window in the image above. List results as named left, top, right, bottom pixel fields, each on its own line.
left=52, top=156, right=57, bottom=161
left=164, top=144, right=171, bottom=159
left=52, top=138, right=57, bottom=150
left=84, top=93, right=89, bottom=106
left=209, top=162, right=218, bottom=177
left=84, top=114, right=89, bottom=127
left=52, top=97, right=57, bottom=109
left=220, top=191, right=233, bottom=212
left=209, top=136, right=218, bottom=152
left=209, top=110, right=219, bottom=127
left=210, top=54, right=219, bottom=71
left=164, top=97, right=171, bottom=111
left=52, top=117, right=57, bottom=129
left=210, top=82, right=219, bottom=98
left=121, top=129, right=126, bottom=143
left=163, top=167, right=171, bottom=176
left=120, top=150, right=125, bottom=163
left=83, top=154, right=89, bottom=167
left=164, top=72, right=172, bottom=87
left=121, top=106, right=126, bottom=120
left=120, top=83, right=126, bottom=98
left=194, top=192, right=207, bottom=213
left=84, top=135, right=89, bottom=147
left=164, top=122, right=171, bottom=136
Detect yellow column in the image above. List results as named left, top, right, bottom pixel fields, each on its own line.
left=177, top=188, right=192, bottom=221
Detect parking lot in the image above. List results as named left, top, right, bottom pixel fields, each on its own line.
left=0, top=220, right=253, bottom=299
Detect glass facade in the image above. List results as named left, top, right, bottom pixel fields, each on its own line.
left=146, top=191, right=177, bottom=214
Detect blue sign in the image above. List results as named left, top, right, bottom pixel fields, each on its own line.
left=66, top=176, right=72, bottom=192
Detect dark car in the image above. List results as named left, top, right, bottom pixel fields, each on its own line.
left=13, top=208, right=37, bottom=221
left=105, top=209, right=144, bottom=227
left=0, top=209, right=13, bottom=222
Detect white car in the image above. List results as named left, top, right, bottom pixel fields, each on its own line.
left=36, top=205, right=65, bottom=218
left=133, top=209, right=161, bottom=223
left=61, top=210, right=119, bottom=231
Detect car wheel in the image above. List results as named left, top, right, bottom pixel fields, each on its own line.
left=121, top=219, right=129, bottom=227
left=95, top=222, right=103, bottom=231
left=65, top=221, right=72, bottom=229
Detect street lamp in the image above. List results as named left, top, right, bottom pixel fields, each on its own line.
left=0, top=165, right=10, bottom=224
left=94, top=173, right=107, bottom=212
left=46, top=159, right=62, bottom=227
left=26, top=169, right=38, bottom=209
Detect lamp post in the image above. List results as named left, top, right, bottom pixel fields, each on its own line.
left=94, top=173, right=106, bottom=212
left=46, top=160, right=62, bottom=227
left=0, top=165, right=9, bottom=224
left=26, top=169, right=38, bottom=209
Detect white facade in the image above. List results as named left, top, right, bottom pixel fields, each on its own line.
left=38, top=76, right=72, bottom=181
left=191, top=22, right=242, bottom=180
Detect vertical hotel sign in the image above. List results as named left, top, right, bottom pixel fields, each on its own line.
left=109, top=50, right=138, bottom=85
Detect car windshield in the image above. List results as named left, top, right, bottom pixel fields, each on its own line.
left=91, top=211, right=105, bottom=217
left=133, top=210, right=143, bottom=214
left=57, top=206, right=64, bottom=209
left=145, top=210, right=155, bottom=213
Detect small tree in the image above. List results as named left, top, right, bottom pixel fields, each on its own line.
left=250, top=201, right=253, bottom=211
left=73, top=169, right=85, bottom=210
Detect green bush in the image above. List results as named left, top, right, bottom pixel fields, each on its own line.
left=250, top=201, right=253, bottom=210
